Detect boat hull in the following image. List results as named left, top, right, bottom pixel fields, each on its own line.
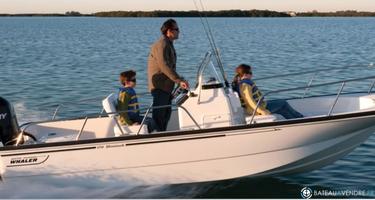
left=1, top=114, right=375, bottom=185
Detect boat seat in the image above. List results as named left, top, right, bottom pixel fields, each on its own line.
left=102, top=93, right=119, bottom=118
left=245, top=114, right=284, bottom=124
left=114, top=125, right=148, bottom=137
left=102, top=93, right=148, bottom=136
left=39, top=132, right=77, bottom=143
left=359, top=94, right=375, bottom=110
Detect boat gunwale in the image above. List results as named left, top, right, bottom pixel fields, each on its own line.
left=2, top=104, right=375, bottom=152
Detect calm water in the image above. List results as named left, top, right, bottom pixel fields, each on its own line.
left=0, top=17, right=375, bottom=198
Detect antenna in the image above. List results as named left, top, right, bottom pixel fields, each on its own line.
left=193, top=0, right=230, bottom=89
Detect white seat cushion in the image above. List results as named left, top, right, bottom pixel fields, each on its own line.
left=103, top=93, right=149, bottom=136
left=102, top=93, right=119, bottom=118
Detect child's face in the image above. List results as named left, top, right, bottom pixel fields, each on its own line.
left=125, top=76, right=136, bottom=88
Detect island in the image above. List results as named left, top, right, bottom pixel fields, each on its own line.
left=1, top=10, right=375, bottom=17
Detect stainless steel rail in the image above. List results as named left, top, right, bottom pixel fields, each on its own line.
left=20, top=103, right=201, bottom=144
left=51, top=91, right=153, bottom=120
left=327, top=82, right=346, bottom=116
left=135, top=104, right=202, bottom=136
left=368, top=80, right=375, bottom=94
left=257, top=63, right=374, bottom=98
left=58, top=104, right=201, bottom=140
left=136, top=103, right=153, bottom=135
left=76, top=117, right=88, bottom=141
left=254, top=63, right=374, bottom=81
left=301, top=73, right=317, bottom=99
left=195, top=51, right=212, bottom=86
left=249, top=75, right=375, bottom=124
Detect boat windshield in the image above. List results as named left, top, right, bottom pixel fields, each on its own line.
left=195, top=52, right=224, bottom=87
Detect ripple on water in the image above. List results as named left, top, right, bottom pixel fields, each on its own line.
left=0, top=17, right=375, bottom=198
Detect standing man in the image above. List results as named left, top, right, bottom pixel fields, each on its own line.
left=148, top=19, right=189, bottom=131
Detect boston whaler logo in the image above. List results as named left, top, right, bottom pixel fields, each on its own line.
left=0, top=113, right=7, bottom=120
left=11, top=157, right=38, bottom=164
left=8, top=155, right=49, bottom=167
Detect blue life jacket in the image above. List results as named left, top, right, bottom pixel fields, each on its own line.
left=232, top=82, right=240, bottom=95
left=239, top=79, right=266, bottom=107
left=118, top=87, right=140, bottom=120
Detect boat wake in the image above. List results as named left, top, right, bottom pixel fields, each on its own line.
left=0, top=175, right=143, bottom=198
left=13, top=101, right=51, bottom=125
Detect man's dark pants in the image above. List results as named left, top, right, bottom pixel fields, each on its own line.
left=151, top=89, right=172, bottom=132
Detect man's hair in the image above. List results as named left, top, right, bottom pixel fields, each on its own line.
left=236, top=64, right=252, bottom=75
left=120, top=70, right=136, bottom=85
left=161, top=19, right=177, bottom=35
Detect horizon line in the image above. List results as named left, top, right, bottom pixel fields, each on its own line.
left=2, top=9, right=375, bottom=15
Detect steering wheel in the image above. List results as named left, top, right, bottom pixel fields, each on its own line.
left=172, top=85, right=188, bottom=98
left=172, top=87, right=190, bottom=106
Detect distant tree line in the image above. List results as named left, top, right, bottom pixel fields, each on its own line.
left=94, top=10, right=291, bottom=17
left=0, top=11, right=91, bottom=17
left=1, top=10, right=375, bottom=17
left=0, top=13, right=67, bottom=17
left=297, top=10, right=375, bottom=17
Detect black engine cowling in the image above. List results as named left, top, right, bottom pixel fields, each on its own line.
left=0, top=97, right=22, bottom=146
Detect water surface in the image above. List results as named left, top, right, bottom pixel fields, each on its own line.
left=0, top=17, right=375, bottom=198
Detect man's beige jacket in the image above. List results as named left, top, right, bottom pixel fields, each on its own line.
left=148, top=36, right=182, bottom=93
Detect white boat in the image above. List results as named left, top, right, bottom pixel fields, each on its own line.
left=1, top=52, right=375, bottom=186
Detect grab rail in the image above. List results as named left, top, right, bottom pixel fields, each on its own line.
left=368, top=79, right=375, bottom=94
left=195, top=51, right=212, bottom=85
left=134, top=104, right=201, bottom=136
left=249, top=75, right=375, bottom=124
left=76, top=117, right=88, bottom=140
left=51, top=91, right=153, bottom=120
left=301, top=73, right=317, bottom=99
left=19, top=103, right=201, bottom=144
left=57, top=103, right=201, bottom=139
left=255, top=63, right=374, bottom=98
left=136, top=103, right=154, bottom=135
left=254, top=63, right=374, bottom=81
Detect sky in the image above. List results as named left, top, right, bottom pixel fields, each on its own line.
left=1, top=0, right=375, bottom=14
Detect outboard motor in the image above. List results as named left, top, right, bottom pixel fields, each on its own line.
left=0, top=97, right=22, bottom=146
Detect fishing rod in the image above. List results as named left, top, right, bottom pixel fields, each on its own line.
left=193, top=0, right=230, bottom=88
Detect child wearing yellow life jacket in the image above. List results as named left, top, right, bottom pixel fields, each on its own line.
left=234, top=64, right=304, bottom=120
left=234, top=64, right=271, bottom=116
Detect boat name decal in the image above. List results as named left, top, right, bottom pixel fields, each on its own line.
left=8, top=155, right=49, bottom=167
left=105, top=144, right=125, bottom=148
left=96, top=144, right=125, bottom=149
left=0, top=113, right=7, bottom=120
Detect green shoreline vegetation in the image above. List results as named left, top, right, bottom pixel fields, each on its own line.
left=0, top=10, right=375, bottom=17
left=95, top=10, right=290, bottom=17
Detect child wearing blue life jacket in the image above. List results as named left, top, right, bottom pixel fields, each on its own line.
left=117, top=70, right=156, bottom=132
